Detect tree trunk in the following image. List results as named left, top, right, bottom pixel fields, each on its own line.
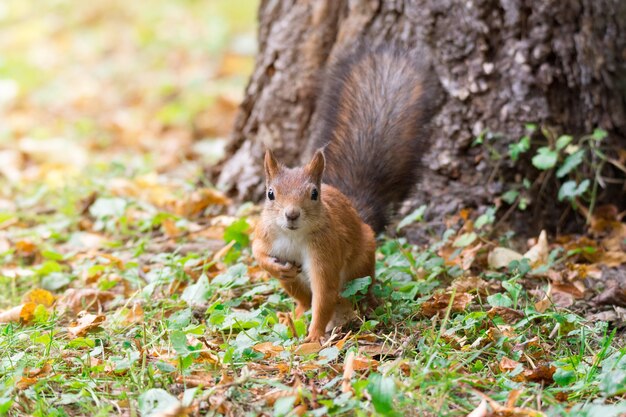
left=215, top=0, right=626, bottom=234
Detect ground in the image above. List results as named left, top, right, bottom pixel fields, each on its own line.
left=1, top=1, right=626, bottom=417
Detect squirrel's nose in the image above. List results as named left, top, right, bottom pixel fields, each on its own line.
left=285, top=208, right=301, bottom=221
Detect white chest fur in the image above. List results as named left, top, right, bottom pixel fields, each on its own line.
left=270, top=230, right=311, bottom=285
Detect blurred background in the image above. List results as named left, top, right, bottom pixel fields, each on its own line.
left=0, top=0, right=258, bottom=189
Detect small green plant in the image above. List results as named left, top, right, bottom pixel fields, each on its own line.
left=476, top=124, right=623, bottom=222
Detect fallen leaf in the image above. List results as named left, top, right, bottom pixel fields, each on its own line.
left=123, top=303, right=144, bottom=324
left=23, top=288, right=56, bottom=307
left=173, top=188, right=230, bottom=218
left=16, top=377, right=38, bottom=390
left=467, top=399, right=488, bottom=417
left=294, top=342, right=322, bottom=355
left=451, top=276, right=490, bottom=294
left=523, top=230, right=549, bottom=266
left=499, top=357, right=523, bottom=373
left=488, top=247, right=523, bottom=269
left=506, top=389, right=522, bottom=408
left=593, top=284, right=626, bottom=307
left=59, top=288, right=115, bottom=313
left=0, top=302, right=36, bottom=323
left=253, top=342, right=285, bottom=358
left=488, top=307, right=524, bottom=323
left=421, top=292, right=473, bottom=317
left=68, top=311, right=106, bottom=337
left=161, top=218, right=181, bottom=237
left=523, top=363, right=555, bottom=384
left=342, top=351, right=356, bottom=393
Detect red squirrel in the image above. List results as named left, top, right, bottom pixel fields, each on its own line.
left=252, top=45, right=439, bottom=342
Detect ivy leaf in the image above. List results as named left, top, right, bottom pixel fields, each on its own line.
left=487, top=293, right=513, bottom=308
left=341, top=276, right=372, bottom=298
left=553, top=367, right=576, bottom=387
left=138, top=389, right=181, bottom=417
left=317, top=346, right=339, bottom=365
left=556, top=150, right=585, bottom=178
left=555, top=135, right=573, bottom=151
left=166, top=308, right=192, bottom=330
left=396, top=205, right=426, bottom=231
left=475, top=207, right=496, bottom=229
left=502, top=190, right=519, bottom=204
left=599, top=370, right=626, bottom=396
left=223, top=217, right=250, bottom=248
left=181, top=274, right=211, bottom=305
left=453, top=232, right=477, bottom=248
left=170, top=330, right=196, bottom=357
left=367, top=373, right=396, bottom=416
left=592, top=129, right=608, bottom=141
left=558, top=179, right=590, bottom=202
left=532, top=147, right=558, bottom=170
left=508, top=136, right=531, bottom=161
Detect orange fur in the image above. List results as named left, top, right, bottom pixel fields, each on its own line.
left=252, top=150, right=376, bottom=342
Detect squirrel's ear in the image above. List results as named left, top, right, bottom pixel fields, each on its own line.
left=264, top=149, right=280, bottom=180
left=306, top=149, right=325, bottom=184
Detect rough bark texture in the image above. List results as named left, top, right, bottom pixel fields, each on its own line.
left=215, top=0, right=626, bottom=234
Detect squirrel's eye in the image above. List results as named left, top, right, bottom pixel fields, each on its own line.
left=267, top=189, right=275, bottom=201
left=311, top=188, right=318, bottom=201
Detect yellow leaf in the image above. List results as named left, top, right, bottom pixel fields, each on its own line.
left=23, top=288, right=55, bottom=307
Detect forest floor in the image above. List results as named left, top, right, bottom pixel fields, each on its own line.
left=1, top=1, right=626, bottom=417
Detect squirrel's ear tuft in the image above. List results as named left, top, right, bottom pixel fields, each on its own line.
left=264, top=149, right=280, bottom=180
left=307, top=149, right=325, bottom=184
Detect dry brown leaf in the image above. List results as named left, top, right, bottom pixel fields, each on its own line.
left=471, top=389, right=547, bottom=417
left=488, top=247, right=523, bottom=269
left=123, top=303, right=144, bottom=324
left=68, top=311, right=106, bottom=337
left=173, top=188, right=230, bottom=218
left=358, top=344, right=397, bottom=357
left=352, top=355, right=378, bottom=371
left=15, top=239, right=38, bottom=257
left=59, top=288, right=115, bottom=313
left=342, top=351, right=356, bottom=393
left=334, top=330, right=352, bottom=350
left=16, top=376, right=38, bottom=390
left=0, top=302, right=36, bottom=324
left=593, top=284, right=626, bottom=307
left=294, top=342, right=322, bottom=355
left=162, top=218, right=181, bottom=237
left=499, top=357, right=523, bottom=373
left=25, top=363, right=52, bottom=378
left=534, top=291, right=552, bottom=313
left=523, top=363, right=555, bottom=384
left=467, top=399, right=488, bottom=417
left=523, top=230, right=549, bottom=266
left=176, top=371, right=214, bottom=387
left=421, top=292, right=473, bottom=317
left=597, top=251, right=626, bottom=267
left=487, top=307, right=524, bottom=323
left=506, top=389, right=522, bottom=408
left=253, top=342, right=285, bottom=358
left=552, top=282, right=586, bottom=299
left=452, top=276, right=490, bottom=295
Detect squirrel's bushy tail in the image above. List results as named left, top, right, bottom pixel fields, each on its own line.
left=311, top=44, right=440, bottom=233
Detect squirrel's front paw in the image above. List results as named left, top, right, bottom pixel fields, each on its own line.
left=304, top=328, right=326, bottom=344
left=272, top=258, right=301, bottom=280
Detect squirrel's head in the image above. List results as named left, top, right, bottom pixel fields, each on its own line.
left=262, top=149, right=325, bottom=232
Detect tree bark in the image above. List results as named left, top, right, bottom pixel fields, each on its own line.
left=215, top=0, right=626, bottom=233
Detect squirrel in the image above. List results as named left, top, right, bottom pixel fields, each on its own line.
left=252, top=44, right=439, bottom=342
